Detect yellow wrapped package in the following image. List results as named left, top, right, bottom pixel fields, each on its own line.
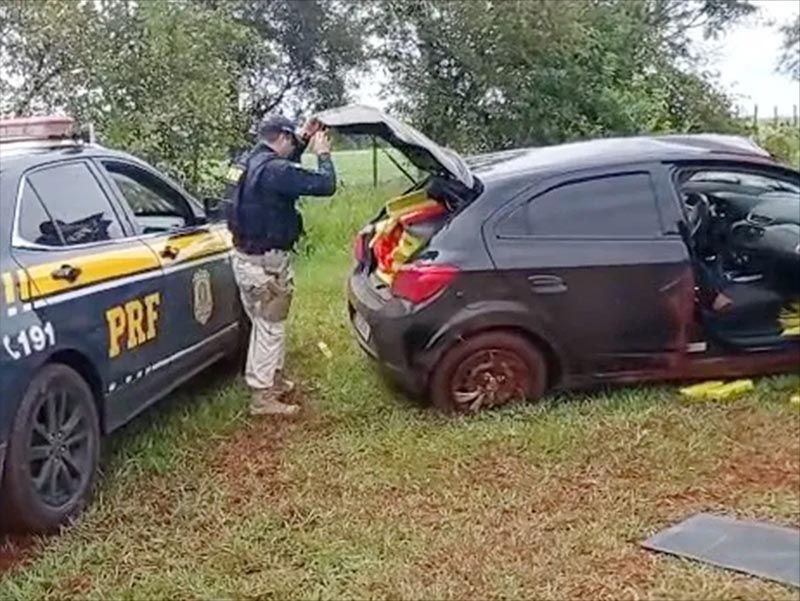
left=371, top=190, right=436, bottom=284
left=385, top=189, right=436, bottom=217
left=680, top=379, right=754, bottom=401
left=778, top=302, right=800, bottom=337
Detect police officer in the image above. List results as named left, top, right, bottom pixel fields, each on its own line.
left=228, top=114, right=336, bottom=416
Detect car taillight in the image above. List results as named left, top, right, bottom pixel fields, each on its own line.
left=391, top=264, right=458, bottom=304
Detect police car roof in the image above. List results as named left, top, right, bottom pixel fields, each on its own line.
left=0, top=116, right=140, bottom=168
left=0, top=141, right=143, bottom=171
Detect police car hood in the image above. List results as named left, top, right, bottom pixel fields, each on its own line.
left=314, top=105, right=475, bottom=189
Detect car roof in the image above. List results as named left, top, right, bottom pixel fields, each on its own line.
left=466, top=134, right=780, bottom=182
left=0, top=140, right=142, bottom=172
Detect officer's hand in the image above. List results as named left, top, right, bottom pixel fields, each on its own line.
left=298, top=118, right=322, bottom=141
left=310, top=130, right=332, bottom=155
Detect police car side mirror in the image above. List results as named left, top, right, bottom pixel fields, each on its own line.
left=202, top=196, right=227, bottom=222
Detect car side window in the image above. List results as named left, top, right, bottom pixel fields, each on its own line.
left=20, top=162, right=124, bottom=246
left=18, top=184, right=64, bottom=246
left=103, top=161, right=194, bottom=234
left=498, top=173, right=662, bottom=238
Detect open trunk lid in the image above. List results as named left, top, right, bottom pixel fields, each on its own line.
left=314, top=104, right=475, bottom=189
left=320, top=105, right=479, bottom=290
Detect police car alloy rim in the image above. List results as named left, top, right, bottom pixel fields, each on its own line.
left=26, top=386, right=93, bottom=507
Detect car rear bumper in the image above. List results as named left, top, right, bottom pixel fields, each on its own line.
left=346, top=269, right=427, bottom=396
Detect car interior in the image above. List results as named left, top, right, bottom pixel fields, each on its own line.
left=104, top=161, right=193, bottom=233
left=677, top=168, right=800, bottom=348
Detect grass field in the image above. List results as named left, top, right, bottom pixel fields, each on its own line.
left=1, top=154, right=799, bottom=599
left=302, top=147, right=419, bottom=188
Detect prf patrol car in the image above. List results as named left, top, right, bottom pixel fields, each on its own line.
left=0, top=116, right=243, bottom=532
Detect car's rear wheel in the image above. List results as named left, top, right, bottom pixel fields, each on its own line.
left=430, top=331, right=548, bottom=414
left=0, top=364, right=100, bottom=533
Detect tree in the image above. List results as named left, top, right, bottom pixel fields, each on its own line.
left=777, top=12, right=799, bottom=80
left=0, top=0, right=101, bottom=115
left=1, top=0, right=254, bottom=188
left=198, top=0, right=369, bottom=121
left=373, top=0, right=752, bottom=153
left=1, top=0, right=371, bottom=187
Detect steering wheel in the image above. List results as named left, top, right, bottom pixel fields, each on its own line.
left=684, top=191, right=711, bottom=239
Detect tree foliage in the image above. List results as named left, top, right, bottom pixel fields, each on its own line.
left=1, top=0, right=253, bottom=187
left=0, top=0, right=762, bottom=185
left=201, top=0, right=368, bottom=121
left=777, top=12, right=800, bottom=81
left=375, top=0, right=753, bottom=152
left=0, top=0, right=100, bottom=115
left=0, top=0, right=368, bottom=188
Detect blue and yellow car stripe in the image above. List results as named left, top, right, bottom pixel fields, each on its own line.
left=1, top=228, right=232, bottom=307
left=1, top=272, right=14, bottom=306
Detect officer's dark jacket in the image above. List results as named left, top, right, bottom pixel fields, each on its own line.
left=227, top=142, right=336, bottom=253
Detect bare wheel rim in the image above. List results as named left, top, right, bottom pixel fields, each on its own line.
left=26, top=385, right=93, bottom=508
left=450, top=348, right=530, bottom=412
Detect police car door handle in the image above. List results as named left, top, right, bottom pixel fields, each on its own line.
left=160, top=245, right=180, bottom=260
left=51, top=264, right=81, bottom=283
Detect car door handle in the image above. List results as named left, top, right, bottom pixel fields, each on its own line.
left=160, top=245, right=180, bottom=260
left=528, top=274, right=567, bottom=294
left=51, top=264, right=82, bottom=283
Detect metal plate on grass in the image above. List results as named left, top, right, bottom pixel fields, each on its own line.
left=642, top=513, right=800, bottom=588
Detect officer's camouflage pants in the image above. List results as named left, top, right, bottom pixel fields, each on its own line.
left=231, top=249, right=294, bottom=390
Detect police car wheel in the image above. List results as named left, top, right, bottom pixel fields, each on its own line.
left=0, top=364, right=100, bottom=533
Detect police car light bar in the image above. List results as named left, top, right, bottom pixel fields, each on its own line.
left=0, top=115, right=76, bottom=142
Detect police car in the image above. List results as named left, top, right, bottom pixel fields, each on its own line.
left=0, top=116, right=243, bottom=532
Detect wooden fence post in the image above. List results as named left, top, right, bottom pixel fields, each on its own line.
left=372, top=136, right=378, bottom=188
left=753, top=104, right=758, bottom=132
left=773, top=105, right=779, bottom=126
left=794, top=105, right=798, bottom=127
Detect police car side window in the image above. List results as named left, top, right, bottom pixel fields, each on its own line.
left=103, top=162, right=192, bottom=234
left=17, top=183, right=64, bottom=246
left=23, top=162, right=124, bottom=246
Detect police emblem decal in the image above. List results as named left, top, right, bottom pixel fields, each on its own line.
left=192, top=269, right=213, bottom=325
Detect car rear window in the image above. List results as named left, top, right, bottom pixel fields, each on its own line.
left=499, top=172, right=662, bottom=238
left=20, top=162, right=124, bottom=246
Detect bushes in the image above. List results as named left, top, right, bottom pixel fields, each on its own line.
left=757, top=124, right=800, bottom=168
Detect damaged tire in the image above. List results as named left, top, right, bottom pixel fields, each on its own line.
left=430, top=331, right=547, bottom=415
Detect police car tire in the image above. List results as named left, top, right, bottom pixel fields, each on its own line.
left=0, top=364, right=100, bottom=533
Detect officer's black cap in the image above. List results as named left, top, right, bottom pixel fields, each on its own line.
left=257, top=114, right=299, bottom=141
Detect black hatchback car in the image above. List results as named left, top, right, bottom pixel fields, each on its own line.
left=317, top=106, right=800, bottom=414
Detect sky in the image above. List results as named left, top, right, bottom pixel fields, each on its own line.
left=695, top=0, right=799, bottom=117
left=354, top=0, right=800, bottom=116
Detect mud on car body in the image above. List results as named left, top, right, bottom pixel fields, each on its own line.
left=319, top=106, right=800, bottom=414
left=0, top=117, right=243, bottom=532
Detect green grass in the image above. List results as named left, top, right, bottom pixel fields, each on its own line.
left=1, top=174, right=799, bottom=600
left=302, top=147, right=418, bottom=188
